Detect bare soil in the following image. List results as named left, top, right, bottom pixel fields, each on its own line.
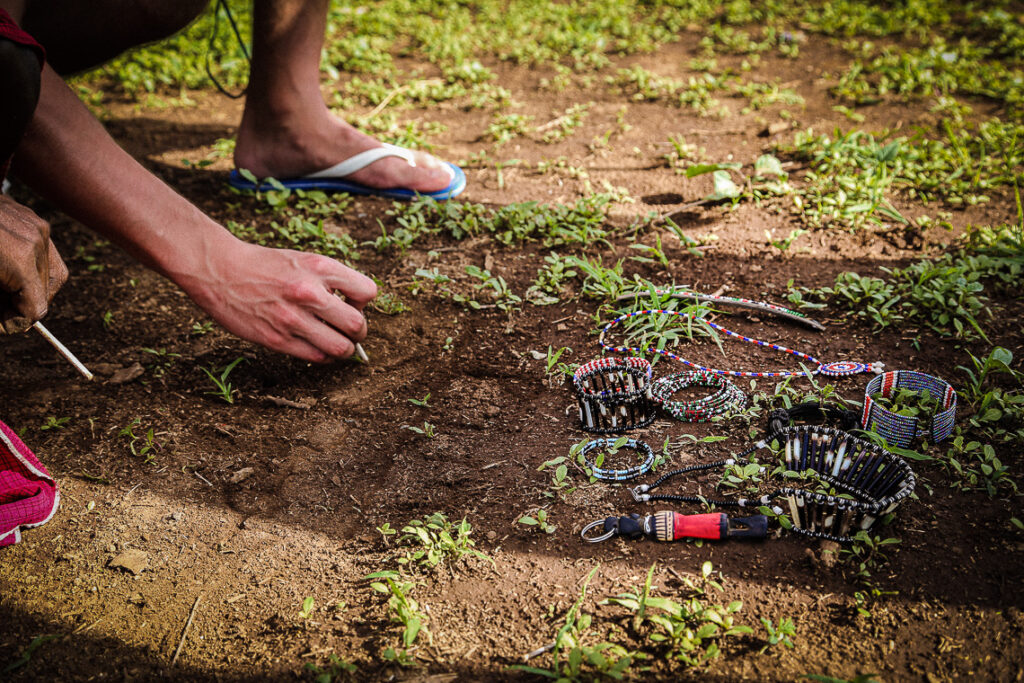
left=2, top=33, right=1023, bottom=682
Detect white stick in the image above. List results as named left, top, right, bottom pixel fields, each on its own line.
left=33, top=322, right=93, bottom=381
left=354, top=342, right=369, bottom=363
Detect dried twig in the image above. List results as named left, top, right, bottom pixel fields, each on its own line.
left=172, top=595, right=202, bottom=666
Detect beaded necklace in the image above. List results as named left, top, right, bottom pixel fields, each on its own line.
left=599, top=309, right=882, bottom=379
left=630, top=425, right=916, bottom=543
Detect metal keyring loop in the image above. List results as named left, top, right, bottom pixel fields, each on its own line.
left=580, top=519, right=616, bottom=543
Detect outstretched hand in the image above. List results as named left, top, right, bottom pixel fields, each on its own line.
left=0, top=195, right=67, bottom=334
left=178, top=238, right=377, bottom=363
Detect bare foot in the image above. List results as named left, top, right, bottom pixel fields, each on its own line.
left=234, top=105, right=453, bottom=192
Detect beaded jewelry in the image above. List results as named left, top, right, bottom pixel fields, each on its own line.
left=650, top=370, right=747, bottom=422
left=615, top=289, right=826, bottom=331
left=630, top=425, right=916, bottom=542
left=579, top=438, right=655, bottom=482
left=572, top=357, right=656, bottom=433
left=861, top=371, right=957, bottom=448
left=599, top=309, right=883, bottom=379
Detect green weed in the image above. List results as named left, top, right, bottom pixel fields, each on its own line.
left=394, top=512, right=492, bottom=571
left=201, top=357, right=245, bottom=404
left=519, top=508, right=557, bottom=534
left=510, top=567, right=636, bottom=680
left=605, top=563, right=753, bottom=666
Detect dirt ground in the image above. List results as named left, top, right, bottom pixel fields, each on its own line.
left=2, top=26, right=1023, bottom=683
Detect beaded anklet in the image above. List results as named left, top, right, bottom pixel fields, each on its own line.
left=862, top=371, right=957, bottom=448
left=580, top=438, right=655, bottom=481
left=630, top=425, right=916, bottom=542
left=572, top=357, right=656, bottom=433
left=599, top=309, right=883, bottom=379
left=650, top=370, right=747, bottom=422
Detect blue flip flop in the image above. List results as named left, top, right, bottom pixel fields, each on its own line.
left=227, top=142, right=466, bottom=201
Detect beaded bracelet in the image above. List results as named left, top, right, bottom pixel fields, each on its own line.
left=572, top=357, right=656, bottom=433
left=580, top=438, right=655, bottom=481
left=631, top=425, right=916, bottom=542
left=650, top=370, right=747, bottom=422
left=598, top=309, right=883, bottom=379
left=861, top=371, right=957, bottom=448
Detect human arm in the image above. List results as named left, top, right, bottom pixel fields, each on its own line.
left=12, top=65, right=375, bottom=361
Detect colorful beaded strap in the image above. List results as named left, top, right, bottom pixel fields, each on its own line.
left=650, top=370, right=747, bottom=422
left=630, top=425, right=916, bottom=543
left=572, top=357, right=656, bottom=433
left=599, top=309, right=883, bottom=379
left=615, top=289, right=826, bottom=331
left=580, top=438, right=655, bottom=481
left=861, top=371, right=957, bottom=448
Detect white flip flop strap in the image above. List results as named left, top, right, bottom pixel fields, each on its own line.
left=304, top=143, right=416, bottom=180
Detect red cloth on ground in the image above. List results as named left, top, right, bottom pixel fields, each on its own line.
left=0, top=419, right=59, bottom=547
left=0, top=9, right=45, bottom=183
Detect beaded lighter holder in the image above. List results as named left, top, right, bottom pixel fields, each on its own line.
left=861, top=371, right=957, bottom=448
left=580, top=438, right=655, bottom=481
left=573, top=357, right=656, bottom=433
left=632, top=425, right=916, bottom=542
left=650, top=370, right=747, bottom=422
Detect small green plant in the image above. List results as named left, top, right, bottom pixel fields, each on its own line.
left=364, top=570, right=430, bottom=668
left=298, top=597, right=315, bottom=619
left=201, top=357, right=245, bottom=404
left=403, top=421, right=436, bottom=438
left=841, top=530, right=901, bottom=591
left=407, top=393, right=431, bottom=407
left=3, top=634, right=60, bottom=675
left=604, top=562, right=752, bottom=665
left=395, top=512, right=492, bottom=570
left=760, top=616, right=796, bottom=651
left=118, top=418, right=161, bottom=464
left=190, top=321, right=214, bottom=336
left=510, top=567, right=636, bottom=680
left=539, top=455, right=572, bottom=498
left=142, top=347, right=181, bottom=378
left=304, top=654, right=358, bottom=683
left=542, top=346, right=573, bottom=385
left=377, top=522, right=397, bottom=545
left=40, top=416, right=70, bottom=431
left=519, top=508, right=556, bottom=534
left=465, top=265, right=522, bottom=313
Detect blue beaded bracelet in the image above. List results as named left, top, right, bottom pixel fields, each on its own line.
left=861, top=371, right=957, bottom=448
left=580, top=438, right=655, bottom=482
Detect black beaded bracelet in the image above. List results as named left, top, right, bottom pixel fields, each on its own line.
left=572, top=357, right=656, bottom=434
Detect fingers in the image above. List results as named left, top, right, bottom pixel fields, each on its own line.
left=274, top=335, right=332, bottom=364
left=46, top=240, right=68, bottom=304
left=295, top=314, right=357, bottom=361
left=0, top=198, right=63, bottom=333
left=307, top=254, right=377, bottom=305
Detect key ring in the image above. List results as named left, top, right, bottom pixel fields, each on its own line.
left=580, top=518, right=618, bottom=543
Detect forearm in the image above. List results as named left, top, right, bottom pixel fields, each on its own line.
left=12, top=65, right=238, bottom=283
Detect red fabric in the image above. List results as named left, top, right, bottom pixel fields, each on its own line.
left=0, top=419, right=59, bottom=547
left=1, top=10, right=45, bottom=184
left=0, top=9, right=45, bottom=64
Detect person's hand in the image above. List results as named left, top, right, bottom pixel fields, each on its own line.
left=0, top=195, right=67, bottom=334
left=178, top=238, right=377, bottom=362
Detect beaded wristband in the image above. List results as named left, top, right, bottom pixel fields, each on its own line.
left=580, top=438, right=655, bottom=481
left=650, top=370, right=747, bottom=422
left=572, top=357, right=656, bottom=433
left=861, top=371, right=957, bottom=448
left=631, top=425, right=916, bottom=543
